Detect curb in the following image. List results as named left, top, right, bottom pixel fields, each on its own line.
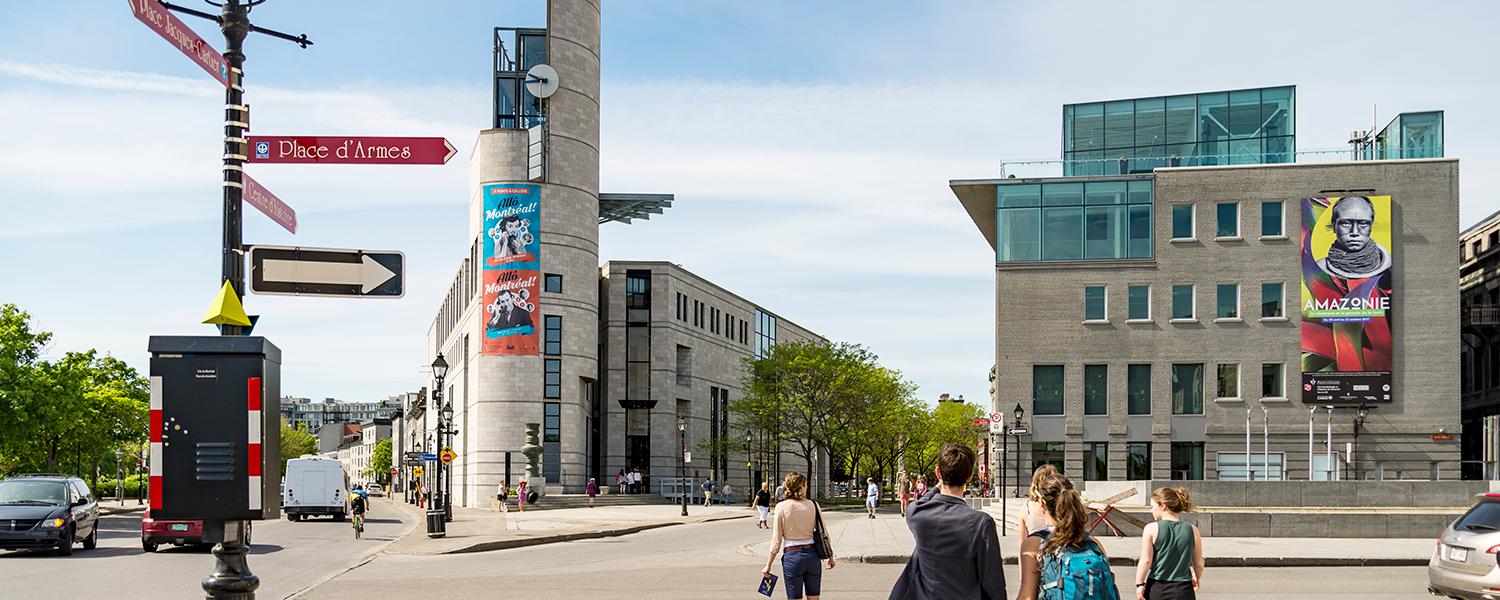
left=443, top=522, right=682, bottom=554
left=831, top=554, right=1429, bottom=567
left=100, top=505, right=147, bottom=516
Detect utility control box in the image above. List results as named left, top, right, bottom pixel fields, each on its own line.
left=148, top=336, right=281, bottom=521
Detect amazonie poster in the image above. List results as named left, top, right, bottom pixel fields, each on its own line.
left=481, top=184, right=541, bottom=355
left=1300, top=195, right=1393, bottom=404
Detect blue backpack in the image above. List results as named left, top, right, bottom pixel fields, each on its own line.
left=1029, top=530, right=1120, bottom=600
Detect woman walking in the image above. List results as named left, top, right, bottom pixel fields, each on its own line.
left=616, top=469, right=627, bottom=495
left=755, top=482, right=773, bottom=528
left=516, top=480, right=528, bottom=512
left=1017, top=474, right=1114, bottom=600
left=761, top=473, right=834, bottom=600
left=586, top=477, right=598, bottom=508
left=1135, top=487, right=1205, bottom=600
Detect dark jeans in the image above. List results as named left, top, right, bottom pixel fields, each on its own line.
left=782, top=547, right=822, bottom=599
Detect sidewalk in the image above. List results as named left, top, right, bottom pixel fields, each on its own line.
left=380, top=496, right=752, bottom=556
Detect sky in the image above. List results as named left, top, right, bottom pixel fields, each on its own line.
left=2, top=0, right=1498, bottom=407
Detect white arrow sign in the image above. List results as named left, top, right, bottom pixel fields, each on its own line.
left=248, top=246, right=405, bottom=298
left=264, top=254, right=394, bottom=294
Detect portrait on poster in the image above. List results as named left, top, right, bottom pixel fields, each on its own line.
left=1300, top=195, right=1394, bottom=404
left=481, top=184, right=542, bottom=356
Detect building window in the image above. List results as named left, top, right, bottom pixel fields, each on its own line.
left=1171, top=364, right=1203, bottom=414
left=1216, top=284, right=1238, bottom=319
left=755, top=310, right=777, bottom=358
left=1216, top=202, right=1239, bottom=237
left=676, top=345, right=691, bottom=386
left=1171, top=442, right=1204, bottom=480
left=1033, top=442, right=1065, bottom=474
left=995, top=179, right=1152, bottom=262
left=626, top=271, right=651, bottom=322
left=1127, top=364, right=1151, bottom=415
left=1033, top=365, right=1064, bottom=415
left=1171, top=204, right=1194, bottom=239
left=1261, top=283, right=1283, bottom=318
left=1262, top=363, right=1284, bottom=398
left=1216, top=363, right=1239, bottom=399
left=1063, top=87, right=1294, bottom=174
left=676, top=293, right=685, bottom=321
left=545, top=274, right=562, bottom=293
left=1128, top=285, right=1150, bottom=320
left=1261, top=201, right=1283, bottom=236
left=1084, top=286, right=1106, bottom=321
left=1084, top=365, right=1107, bottom=415
left=544, top=359, right=561, bottom=399
left=544, top=402, right=560, bottom=442
left=543, top=401, right=560, bottom=483
left=740, top=321, right=747, bottom=344
left=1084, top=442, right=1108, bottom=481
left=1126, top=443, right=1151, bottom=480
left=543, top=316, right=561, bottom=356
left=1171, top=284, right=1194, bottom=320
left=1217, top=453, right=1283, bottom=481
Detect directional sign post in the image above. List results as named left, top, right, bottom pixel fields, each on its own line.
left=247, top=136, right=457, bottom=165
left=1007, top=427, right=1030, bottom=436
left=249, top=246, right=404, bottom=298
left=418, top=453, right=438, bottom=462
left=126, top=0, right=230, bottom=87
left=242, top=173, right=298, bottom=234
left=440, top=447, right=457, bottom=465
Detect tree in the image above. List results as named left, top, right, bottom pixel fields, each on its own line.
left=363, top=438, right=392, bottom=483
left=0, top=304, right=51, bottom=475
left=279, top=419, right=317, bottom=475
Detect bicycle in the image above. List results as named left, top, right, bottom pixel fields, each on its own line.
left=352, top=511, right=364, bottom=539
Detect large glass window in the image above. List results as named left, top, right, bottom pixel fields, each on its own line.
left=1261, top=201, right=1283, bottom=236
left=1217, top=363, right=1239, bottom=399
left=1172, top=204, right=1194, bottom=239
left=1127, top=364, right=1151, bottom=415
left=544, top=358, right=562, bottom=399
left=1217, top=202, right=1239, bottom=237
left=1261, top=283, right=1284, bottom=318
left=1216, top=284, right=1238, bottom=319
left=1262, top=363, right=1284, bottom=398
left=1126, top=443, right=1151, bottom=480
left=1171, top=442, right=1204, bottom=480
left=1084, top=286, right=1106, bottom=321
left=543, top=402, right=560, bottom=442
left=998, top=180, right=1152, bottom=262
left=543, top=316, right=561, bottom=356
left=1172, top=285, right=1194, bottom=320
left=1084, top=365, right=1107, bottom=415
left=1084, top=442, right=1108, bottom=481
left=1128, top=285, right=1150, bottom=320
left=1033, top=442, right=1065, bottom=474
left=1065, top=87, right=1294, bottom=171
left=1172, top=364, right=1204, bottom=414
left=755, top=310, right=777, bottom=359
left=1033, top=365, right=1064, bottom=415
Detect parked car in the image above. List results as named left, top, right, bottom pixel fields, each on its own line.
left=0, top=473, right=100, bottom=556
left=366, top=483, right=384, bottom=497
left=141, top=510, right=252, bottom=552
left=1430, top=492, right=1500, bottom=599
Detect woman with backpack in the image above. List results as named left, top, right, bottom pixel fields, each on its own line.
left=1018, top=474, right=1118, bottom=600
left=1134, top=487, right=1204, bottom=600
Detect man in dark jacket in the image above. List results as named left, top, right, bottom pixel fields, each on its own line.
left=888, top=443, right=1007, bottom=600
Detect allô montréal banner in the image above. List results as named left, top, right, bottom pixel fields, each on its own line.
left=1301, top=195, right=1394, bottom=404
left=481, top=184, right=540, bottom=356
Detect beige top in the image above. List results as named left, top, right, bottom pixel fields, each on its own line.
left=895, top=473, right=911, bottom=494
left=768, top=498, right=818, bottom=555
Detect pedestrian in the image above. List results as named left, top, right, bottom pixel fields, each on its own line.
left=631, top=468, right=642, bottom=494
left=1017, top=473, right=1118, bottom=600
left=703, top=478, right=716, bottom=507
left=723, top=482, right=733, bottom=506
left=418, top=483, right=427, bottom=508
left=761, top=472, right=835, bottom=600
left=895, top=469, right=912, bottom=517
left=516, top=480, right=528, bottom=512
left=887, top=443, right=1007, bottom=600
left=915, top=476, right=927, bottom=498
left=776, top=482, right=787, bottom=504
left=755, top=483, right=773, bottom=528
left=865, top=477, right=879, bottom=519
left=617, top=469, right=627, bottom=495
left=497, top=480, right=509, bottom=513
left=586, top=477, right=599, bottom=508
left=1019, top=465, right=1065, bottom=554
left=1135, top=487, right=1204, bottom=600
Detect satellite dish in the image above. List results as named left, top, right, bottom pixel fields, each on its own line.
left=524, top=65, right=559, bottom=99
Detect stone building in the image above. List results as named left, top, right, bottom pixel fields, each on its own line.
left=1460, top=210, right=1500, bottom=478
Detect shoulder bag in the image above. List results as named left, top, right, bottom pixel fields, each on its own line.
left=811, top=501, right=834, bottom=560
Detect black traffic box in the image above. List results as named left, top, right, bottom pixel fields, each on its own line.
left=148, top=336, right=281, bottom=521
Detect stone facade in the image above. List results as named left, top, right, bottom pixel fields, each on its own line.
left=966, top=158, right=1461, bottom=482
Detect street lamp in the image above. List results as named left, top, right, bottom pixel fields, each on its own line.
left=678, top=417, right=688, bottom=517
left=1012, top=403, right=1026, bottom=498
left=1353, top=403, right=1373, bottom=480
left=442, top=400, right=455, bottom=521
left=745, top=429, right=753, bottom=505
left=426, top=354, right=448, bottom=537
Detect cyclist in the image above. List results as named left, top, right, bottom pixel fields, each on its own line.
left=350, top=485, right=369, bottom=539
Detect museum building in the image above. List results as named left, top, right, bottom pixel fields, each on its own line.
left=951, top=86, right=1461, bottom=482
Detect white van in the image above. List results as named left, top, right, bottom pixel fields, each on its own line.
left=283, top=456, right=348, bottom=521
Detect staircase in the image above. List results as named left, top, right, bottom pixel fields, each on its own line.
left=517, top=493, right=682, bottom=511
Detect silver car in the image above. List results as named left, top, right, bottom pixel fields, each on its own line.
left=1431, top=493, right=1500, bottom=599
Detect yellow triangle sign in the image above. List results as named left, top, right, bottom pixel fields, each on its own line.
left=202, top=281, right=252, bottom=327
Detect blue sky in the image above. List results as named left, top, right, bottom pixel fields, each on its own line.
left=2, top=0, right=1497, bottom=406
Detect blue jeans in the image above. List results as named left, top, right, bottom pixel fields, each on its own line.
left=782, top=547, right=822, bottom=599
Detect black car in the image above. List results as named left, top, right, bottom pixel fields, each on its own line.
left=0, top=474, right=100, bottom=556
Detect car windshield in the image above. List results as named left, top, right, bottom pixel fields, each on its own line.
left=0, top=480, right=68, bottom=506
left=1457, top=501, right=1500, bottom=531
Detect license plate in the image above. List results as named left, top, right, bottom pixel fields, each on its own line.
left=170, top=524, right=190, bottom=532
left=1448, top=546, right=1469, bottom=563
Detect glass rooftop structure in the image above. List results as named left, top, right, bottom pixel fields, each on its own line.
left=1373, top=111, right=1443, bottom=160
left=1062, top=86, right=1295, bottom=175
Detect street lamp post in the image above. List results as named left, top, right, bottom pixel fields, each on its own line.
left=1353, top=403, right=1372, bottom=480
left=678, top=417, right=688, bottom=517
left=1012, top=403, right=1026, bottom=498
left=745, top=430, right=753, bottom=505
left=426, top=354, right=448, bottom=538
left=442, top=400, right=455, bottom=522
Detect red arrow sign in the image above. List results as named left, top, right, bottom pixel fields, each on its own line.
left=127, top=0, right=231, bottom=88
left=973, top=418, right=990, bottom=425
left=246, top=136, right=457, bottom=165
left=242, top=173, right=297, bottom=234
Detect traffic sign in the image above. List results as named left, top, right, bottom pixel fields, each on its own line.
left=242, top=173, right=298, bottom=234
left=973, top=418, right=990, bottom=425
left=990, top=412, right=1004, bottom=422
left=246, top=136, right=457, bottom=165
left=404, top=451, right=422, bottom=459
left=127, top=0, right=230, bottom=88
left=440, top=447, right=457, bottom=465
left=249, top=245, right=404, bottom=298
left=418, top=453, right=438, bottom=462
left=1007, top=427, right=1030, bottom=436
left=989, top=422, right=1004, bottom=434
left=412, top=467, right=424, bottom=478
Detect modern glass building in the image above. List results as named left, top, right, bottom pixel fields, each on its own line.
left=995, top=177, right=1153, bottom=262
left=1062, top=86, right=1295, bottom=175
left=1374, top=111, right=1444, bottom=160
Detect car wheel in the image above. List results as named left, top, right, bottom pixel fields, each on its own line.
left=56, top=530, right=74, bottom=556
left=142, top=540, right=157, bottom=553
left=83, top=525, right=97, bottom=550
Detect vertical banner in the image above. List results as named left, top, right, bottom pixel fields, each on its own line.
left=481, top=184, right=541, bottom=355
left=1300, top=195, right=1394, bottom=404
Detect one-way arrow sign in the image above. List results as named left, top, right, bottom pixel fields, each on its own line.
left=248, top=245, right=404, bottom=298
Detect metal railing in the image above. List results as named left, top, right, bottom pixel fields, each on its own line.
left=998, top=146, right=1444, bottom=179
left=1464, top=305, right=1500, bottom=328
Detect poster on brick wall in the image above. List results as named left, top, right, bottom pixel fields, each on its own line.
left=481, top=183, right=541, bottom=355
left=1301, top=195, right=1394, bottom=404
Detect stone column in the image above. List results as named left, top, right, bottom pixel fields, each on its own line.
left=522, top=422, right=546, bottom=499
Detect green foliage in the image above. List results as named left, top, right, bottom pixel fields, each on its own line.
left=362, top=438, right=392, bottom=481
left=279, top=419, right=318, bottom=475
left=89, top=474, right=147, bottom=499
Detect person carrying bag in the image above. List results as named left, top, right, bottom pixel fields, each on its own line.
left=760, top=472, right=835, bottom=600
left=1018, top=473, right=1119, bottom=600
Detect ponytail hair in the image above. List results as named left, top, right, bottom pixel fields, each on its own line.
left=783, top=472, right=807, bottom=501
left=1151, top=487, right=1194, bottom=514
left=1028, top=464, right=1059, bottom=502
left=1037, top=474, right=1089, bottom=553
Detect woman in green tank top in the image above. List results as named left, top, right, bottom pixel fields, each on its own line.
left=1134, top=487, right=1204, bottom=600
